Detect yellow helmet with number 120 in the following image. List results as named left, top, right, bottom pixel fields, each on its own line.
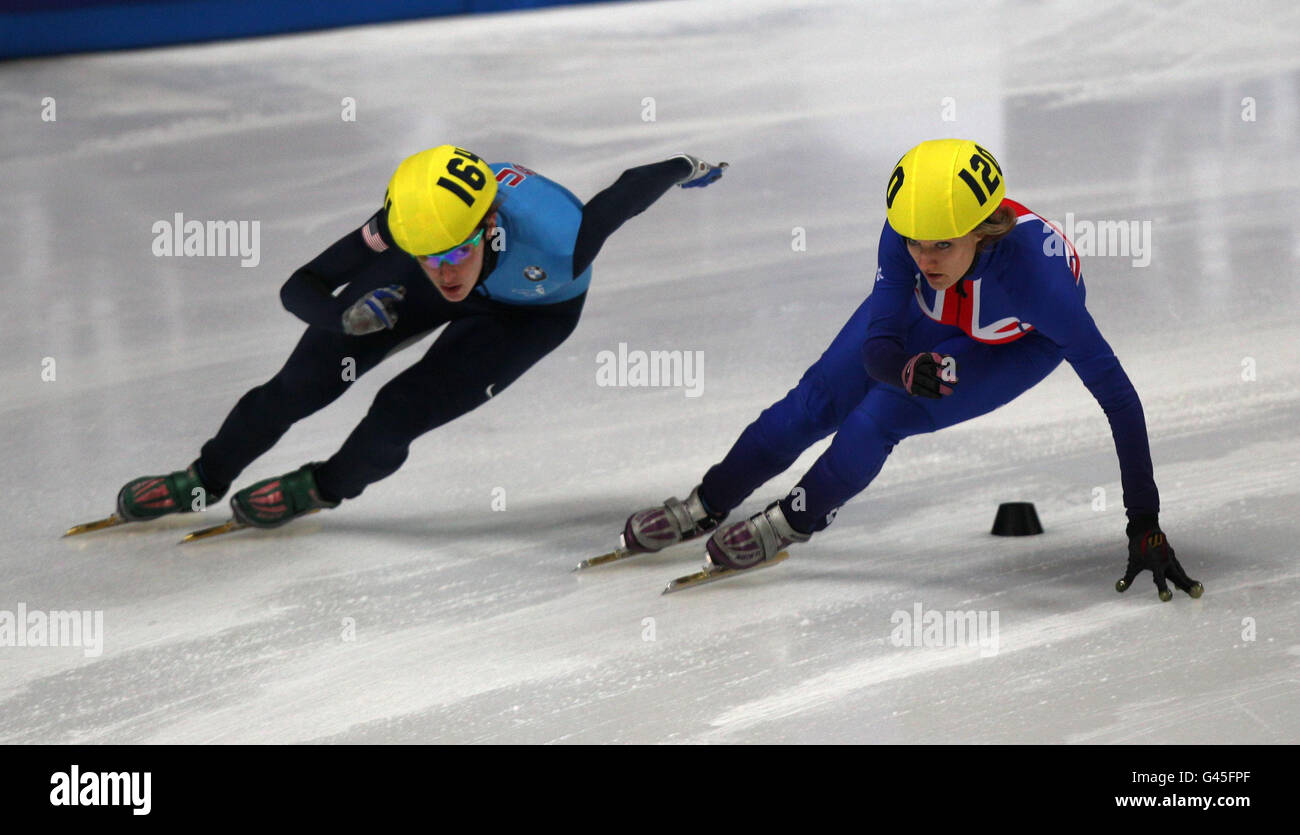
left=385, top=145, right=498, bottom=256
left=885, top=139, right=1006, bottom=240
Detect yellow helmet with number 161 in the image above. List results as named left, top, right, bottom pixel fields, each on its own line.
left=385, top=145, right=498, bottom=256
left=885, top=139, right=1006, bottom=240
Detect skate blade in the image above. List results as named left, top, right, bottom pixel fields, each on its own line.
left=63, top=514, right=129, bottom=537
left=180, top=508, right=322, bottom=543
left=574, top=547, right=636, bottom=571
left=180, top=520, right=246, bottom=543
left=662, top=551, right=789, bottom=595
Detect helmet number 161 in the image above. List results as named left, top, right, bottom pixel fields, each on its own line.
left=436, top=147, right=489, bottom=207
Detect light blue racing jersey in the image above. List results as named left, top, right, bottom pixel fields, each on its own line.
left=472, top=162, right=591, bottom=305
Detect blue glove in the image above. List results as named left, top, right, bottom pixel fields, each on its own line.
left=342, top=284, right=406, bottom=335
left=674, top=154, right=728, bottom=188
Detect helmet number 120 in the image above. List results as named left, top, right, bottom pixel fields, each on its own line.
left=436, top=148, right=488, bottom=208
left=956, top=144, right=1002, bottom=206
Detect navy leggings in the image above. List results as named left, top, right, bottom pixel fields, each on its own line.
left=198, top=263, right=584, bottom=500
left=700, top=297, right=1065, bottom=533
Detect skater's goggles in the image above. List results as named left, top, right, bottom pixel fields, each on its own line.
left=411, top=227, right=486, bottom=267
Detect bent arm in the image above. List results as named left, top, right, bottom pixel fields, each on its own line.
left=861, top=226, right=921, bottom=386
left=281, top=210, right=392, bottom=332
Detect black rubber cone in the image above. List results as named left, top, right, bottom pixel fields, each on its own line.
left=991, top=502, right=1043, bottom=536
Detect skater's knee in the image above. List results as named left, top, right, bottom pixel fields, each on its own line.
left=839, top=405, right=905, bottom=447
left=819, top=413, right=898, bottom=496
left=258, top=370, right=349, bottom=418
left=804, top=375, right=846, bottom=432
left=777, top=374, right=842, bottom=439
left=745, top=377, right=837, bottom=463
left=366, top=380, right=478, bottom=438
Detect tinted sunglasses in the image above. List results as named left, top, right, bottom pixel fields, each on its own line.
left=412, top=226, right=486, bottom=267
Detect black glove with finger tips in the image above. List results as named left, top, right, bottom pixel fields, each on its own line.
left=901, top=351, right=954, bottom=399
left=1116, top=514, right=1203, bottom=601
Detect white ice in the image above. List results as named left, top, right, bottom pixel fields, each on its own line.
left=1, top=0, right=1298, bottom=743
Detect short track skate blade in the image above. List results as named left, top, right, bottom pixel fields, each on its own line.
left=574, top=547, right=637, bottom=571
left=662, top=551, right=789, bottom=595
left=180, top=519, right=247, bottom=543
left=180, top=508, right=322, bottom=543
left=63, top=514, right=129, bottom=537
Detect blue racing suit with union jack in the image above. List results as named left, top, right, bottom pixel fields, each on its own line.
left=698, top=198, right=1159, bottom=533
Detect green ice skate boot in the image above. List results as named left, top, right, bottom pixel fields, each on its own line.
left=116, top=460, right=225, bottom=522
left=230, top=463, right=340, bottom=529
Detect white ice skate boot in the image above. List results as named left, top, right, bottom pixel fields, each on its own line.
left=705, top=501, right=810, bottom=570
left=622, top=485, right=725, bottom=554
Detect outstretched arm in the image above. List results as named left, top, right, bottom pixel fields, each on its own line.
left=572, top=155, right=724, bottom=276
left=1018, top=258, right=1201, bottom=600
left=1019, top=270, right=1159, bottom=522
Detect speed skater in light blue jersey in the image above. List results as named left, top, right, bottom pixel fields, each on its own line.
left=622, top=139, right=1201, bottom=602
left=93, top=146, right=727, bottom=534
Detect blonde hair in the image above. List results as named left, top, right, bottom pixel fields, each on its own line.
left=973, top=205, right=1017, bottom=252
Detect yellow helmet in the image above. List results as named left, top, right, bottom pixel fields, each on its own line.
left=385, top=145, right=498, bottom=255
left=885, top=139, right=1005, bottom=240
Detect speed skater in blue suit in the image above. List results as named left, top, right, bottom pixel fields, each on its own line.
left=91, top=145, right=726, bottom=535
left=622, top=139, right=1201, bottom=602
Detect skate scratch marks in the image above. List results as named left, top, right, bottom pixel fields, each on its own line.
left=701, top=574, right=1299, bottom=741
left=701, top=603, right=1148, bottom=739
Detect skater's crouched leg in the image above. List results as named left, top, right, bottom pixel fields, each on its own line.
left=779, top=389, right=927, bottom=534
left=317, top=298, right=583, bottom=501
left=758, top=371, right=850, bottom=458
left=700, top=365, right=856, bottom=516
left=197, top=327, right=387, bottom=493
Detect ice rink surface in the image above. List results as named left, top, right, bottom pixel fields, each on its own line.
left=1, top=0, right=1298, bottom=743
